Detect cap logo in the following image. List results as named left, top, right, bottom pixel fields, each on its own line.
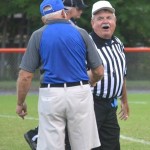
left=43, top=5, right=52, bottom=11
left=43, top=5, right=53, bottom=15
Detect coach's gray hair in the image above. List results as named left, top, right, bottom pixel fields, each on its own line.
left=42, top=9, right=64, bottom=23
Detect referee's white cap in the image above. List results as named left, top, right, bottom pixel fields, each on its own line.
left=92, top=0, right=115, bottom=15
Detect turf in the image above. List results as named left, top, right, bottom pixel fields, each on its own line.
left=0, top=93, right=150, bottom=150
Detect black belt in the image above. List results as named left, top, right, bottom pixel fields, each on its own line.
left=40, top=80, right=89, bottom=88
left=93, top=95, right=116, bottom=102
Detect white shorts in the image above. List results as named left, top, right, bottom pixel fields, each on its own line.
left=37, top=84, right=100, bottom=150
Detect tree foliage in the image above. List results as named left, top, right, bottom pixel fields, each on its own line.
left=77, top=0, right=150, bottom=46
left=0, top=0, right=41, bottom=17
left=0, top=0, right=150, bottom=46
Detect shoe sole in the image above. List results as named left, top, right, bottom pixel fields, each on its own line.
left=24, top=133, right=36, bottom=150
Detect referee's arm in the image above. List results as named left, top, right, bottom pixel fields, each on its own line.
left=119, top=78, right=129, bottom=120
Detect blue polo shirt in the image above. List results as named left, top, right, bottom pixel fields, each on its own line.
left=20, top=19, right=102, bottom=84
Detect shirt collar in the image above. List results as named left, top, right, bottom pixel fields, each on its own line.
left=90, top=31, right=116, bottom=47
left=46, top=19, right=71, bottom=25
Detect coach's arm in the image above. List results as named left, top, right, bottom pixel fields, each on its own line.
left=16, top=69, right=34, bottom=119
left=87, top=65, right=104, bottom=86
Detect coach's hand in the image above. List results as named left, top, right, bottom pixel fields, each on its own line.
left=16, top=102, right=27, bottom=119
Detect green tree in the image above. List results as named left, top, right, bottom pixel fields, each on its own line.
left=77, top=0, right=150, bottom=46
left=0, top=0, right=150, bottom=46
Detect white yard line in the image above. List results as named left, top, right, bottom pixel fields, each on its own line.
left=0, top=114, right=38, bottom=120
left=128, top=101, right=147, bottom=104
left=120, top=135, right=150, bottom=145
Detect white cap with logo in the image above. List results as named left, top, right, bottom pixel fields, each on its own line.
left=92, top=0, right=115, bottom=16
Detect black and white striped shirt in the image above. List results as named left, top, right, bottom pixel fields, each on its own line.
left=90, top=31, right=127, bottom=99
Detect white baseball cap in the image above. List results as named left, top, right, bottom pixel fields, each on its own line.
left=92, top=0, right=115, bottom=15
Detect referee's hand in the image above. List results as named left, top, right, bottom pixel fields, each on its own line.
left=118, top=100, right=129, bottom=120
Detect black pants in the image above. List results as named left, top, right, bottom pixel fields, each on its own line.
left=92, top=97, right=120, bottom=150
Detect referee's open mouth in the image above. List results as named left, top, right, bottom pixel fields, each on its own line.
left=102, top=24, right=110, bottom=29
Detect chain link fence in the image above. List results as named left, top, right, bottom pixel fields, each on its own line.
left=0, top=50, right=150, bottom=92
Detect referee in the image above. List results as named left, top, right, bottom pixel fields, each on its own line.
left=90, top=1, right=129, bottom=150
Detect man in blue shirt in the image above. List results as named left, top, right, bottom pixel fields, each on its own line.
left=23, top=1, right=90, bottom=150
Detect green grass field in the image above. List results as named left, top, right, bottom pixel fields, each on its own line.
left=0, top=93, right=150, bottom=150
